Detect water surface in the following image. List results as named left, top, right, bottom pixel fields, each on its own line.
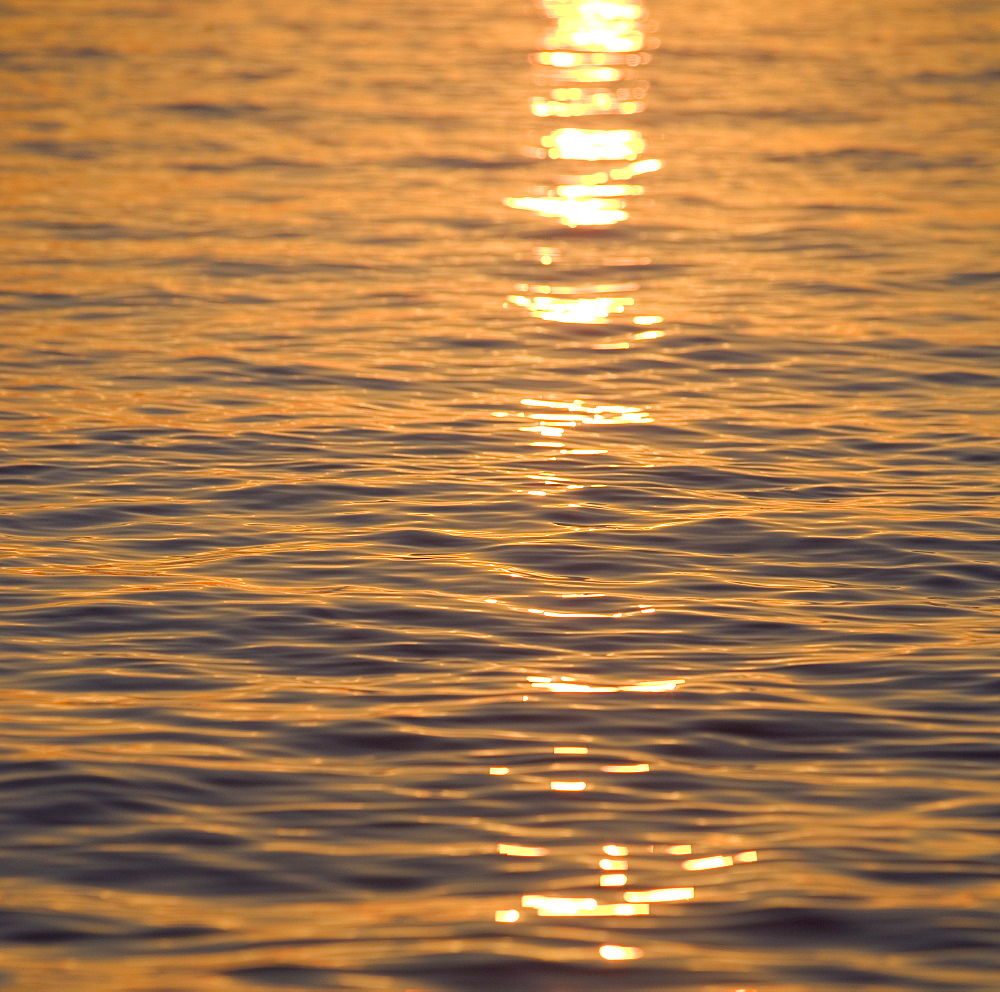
left=1, top=0, right=999, bottom=989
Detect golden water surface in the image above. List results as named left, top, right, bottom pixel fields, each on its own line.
left=0, top=0, right=999, bottom=990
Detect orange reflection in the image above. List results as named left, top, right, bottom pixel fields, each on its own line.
left=541, top=127, right=645, bottom=160
left=506, top=0, right=655, bottom=255
left=489, top=762, right=762, bottom=961
left=540, top=0, right=649, bottom=53
left=532, top=92, right=645, bottom=117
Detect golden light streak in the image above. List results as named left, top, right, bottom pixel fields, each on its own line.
left=682, top=855, right=732, bottom=871
left=526, top=675, right=683, bottom=693
left=497, top=844, right=550, bottom=857
left=623, top=886, right=695, bottom=903
left=554, top=745, right=589, bottom=754
left=550, top=780, right=588, bottom=791
left=612, top=157, right=661, bottom=178
left=601, top=763, right=650, bottom=773
left=622, top=680, right=683, bottom=692
left=495, top=909, right=521, bottom=922
left=535, top=902, right=648, bottom=917
left=603, top=844, right=628, bottom=856
left=600, top=873, right=628, bottom=885
left=505, top=294, right=633, bottom=322
left=535, top=65, right=625, bottom=83
left=532, top=93, right=645, bottom=117
left=521, top=398, right=650, bottom=421
left=533, top=50, right=650, bottom=68
left=489, top=767, right=510, bottom=775
left=682, top=851, right=757, bottom=871
left=503, top=195, right=630, bottom=227
left=522, top=895, right=596, bottom=913
left=518, top=423, right=565, bottom=436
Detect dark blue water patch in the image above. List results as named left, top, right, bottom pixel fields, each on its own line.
left=0, top=291, right=80, bottom=310
left=633, top=464, right=823, bottom=492
left=0, top=773, right=177, bottom=833
left=128, top=827, right=245, bottom=847
left=175, top=157, right=324, bottom=173
left=0, top=505, right=136, bottom=532
left=0, top=908, right=206, bottom=945
left=162, top=357, right=411, bottom=391
left=920, top=370, right=1000, bottom=388
left=157, top=102, right=272, bottom=118
left=28, top=851, right=320, bottom=897
left=226, top=965, right=338, bottom=988
left=767, top=147, right=982, bottom=171
left=209, top=480, right=402, bottom=510
left=28, top=671, right=233, bottom=693
left=672, top=903, right=1000, bottom=956
left=199, top=260, right=373, bottom=278
left=944, top=270, right=1000, bottom=286
left=373, top=954, right=739, bottom=992
left=686, top=709, right=928, bottom=748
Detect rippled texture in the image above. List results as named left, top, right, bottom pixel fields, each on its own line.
left=1, top=0, right=999, bottom=990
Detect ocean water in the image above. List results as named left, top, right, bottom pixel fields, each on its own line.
left=1, top=0, right=999, bottom=989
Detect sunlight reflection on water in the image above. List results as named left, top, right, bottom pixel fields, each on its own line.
left=0, top=0, right=998, bottom=988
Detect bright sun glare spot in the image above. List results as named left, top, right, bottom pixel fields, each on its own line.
left=599, top=944, right=644, bottom=960
left=506, top=294, right=634, bottom=322
left=504, top=194, right=630, bottom=228
left=541, top=0, right=648, bottom=53
left=551, top=781, right=588, bottom=791
left=600, top=873, right=628, bottom=886
left=495, top=909, right=520, bottom=922
left=603, top=844, right=628, bottom=856
left=532, top=93, right=644, bottom=117
left=541, top=128, right=645, bottom=160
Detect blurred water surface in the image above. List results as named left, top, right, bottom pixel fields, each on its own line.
left=1, top=0, right=999, bottom=989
